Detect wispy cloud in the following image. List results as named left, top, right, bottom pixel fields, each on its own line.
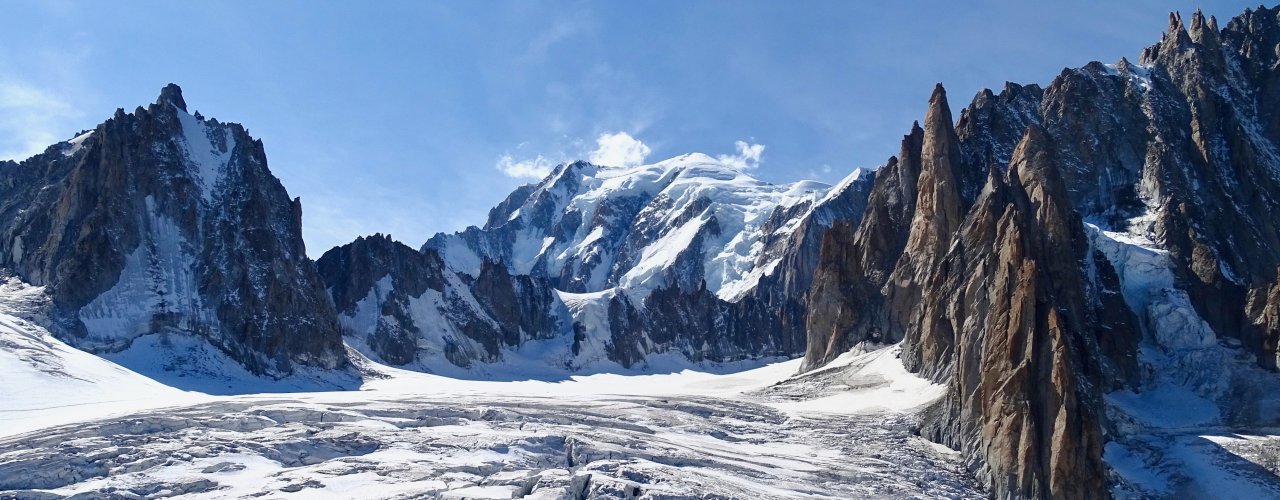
left=522, top=17, right=586, bottom=64
left=496, top=153, right=557, bottom=180
left=588, top=131, right=649, bottom=167
left=0, top=81, right=82, bottom=161
left=806, top=163, right=836, bottom=180
left=717, top=140, right=765, bottom=170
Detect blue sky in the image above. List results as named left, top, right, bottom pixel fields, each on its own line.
left=0, top=0, right=1263, bottom=255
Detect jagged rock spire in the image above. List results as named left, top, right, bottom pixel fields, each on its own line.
left=156, top=83, right=187, bottom=112
left=800, top=118, right=928, bottom=370
left=898, top=120, right=925, bottom=204
left=899, top=123, right=1111, bottom=500
left=906, top=83, right=964, bottom=259
left=882, top=83, right=965, bottom=341
left=0, top=82, right=349, bottom=377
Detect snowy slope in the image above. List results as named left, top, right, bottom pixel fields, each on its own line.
left=76, top=196, right=212, bottom=349
left=0, top=276, right=204, bottom=438
left=0, top=343, right=983, bottom=499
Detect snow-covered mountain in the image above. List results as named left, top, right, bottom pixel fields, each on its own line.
left=431, top=154, right=855, bottom=300
left=0, top=85, right=349, bottom=381
left=319, top=154, right=876, bottom=372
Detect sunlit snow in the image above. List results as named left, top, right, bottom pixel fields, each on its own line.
left=0, top=269, right=980, bottom=499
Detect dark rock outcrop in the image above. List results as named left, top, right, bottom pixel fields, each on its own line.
left=803, top=125, right=922, bottom=368
left=0, top=85, right=347, bottom=376
left=1247, top=268, right=1280, bottom=370
left=317, top=234, right=562, bottom=367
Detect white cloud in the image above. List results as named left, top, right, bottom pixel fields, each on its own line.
left=494, top=130, right=649, bottom=181
left=0, top=81, right=81, bottom=161
left=588, top=131, right=650, bottom=167
left=496, top=153, right=557, bottom=179
left=717, top=140, right=765, bottom=170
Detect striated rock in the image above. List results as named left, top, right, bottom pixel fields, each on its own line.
left=897, top=85, right=965, bottom=272
left=889, top=83, right=969, bottom=370
left=0, top=85, right=347, bottom=376
left=909, top=126, right=1130, bottom=499
left=805, top=6, right=1280, bottom=498
left=1246, top=268, right=1280, bottom=370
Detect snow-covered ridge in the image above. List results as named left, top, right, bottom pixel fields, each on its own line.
left=334, top=152, right=877, bottom=373
left=325, top=152, right=871, bottom=373
left=429, top=152, right=832, bottom=301
left=1103, top=59, right=1154, bottom=92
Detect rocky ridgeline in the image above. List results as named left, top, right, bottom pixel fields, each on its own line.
left=805, top=6, right=1280, bottom=499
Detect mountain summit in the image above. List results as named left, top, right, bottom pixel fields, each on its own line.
left=0, top=85, right=349, bottom=380
left=318, top=152, right=877, bottom=372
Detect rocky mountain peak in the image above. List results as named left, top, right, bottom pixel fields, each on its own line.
left=878, top=82, right=967, bottom=341
left=0, top=85, right=347, bottom=379
left=1141, top=11, right=1195, bottom=64
left=1008, top=124, right=1061, bottom=201
left=909, top=82, right=963, bottom=256
left=896, top=123, right=1112, bottom=499
left=156, top=83, right=187, bottom=112
left=1006, top=125, right=1090, bottom=311
left=1188, top=9, right=1222, bottom=47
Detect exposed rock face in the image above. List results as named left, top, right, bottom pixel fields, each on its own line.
left=910, top=127, right=1125, bottom=499
left=805, top=85, right=994, bottom=370
left=803, top=125, right=922, bottom=368
left=805, top=6, right=1280, bottom=498
left=889, top=84, right=969, bottom=371
left=318, top=234, right=445, bottom=366
left=0, top=85, right=347, bottom=376
left=320, top=155, right=877, bottom=370
left=1247, top=268, right=1280, bottom=370
left=1016, top=8, right=1280, bottom=367
left=317, top=234, right=562, bottom=368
